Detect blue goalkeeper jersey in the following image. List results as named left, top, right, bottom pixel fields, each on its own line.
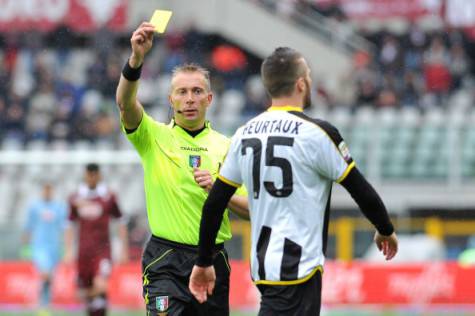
left=25, top=199, right=67, bottom=252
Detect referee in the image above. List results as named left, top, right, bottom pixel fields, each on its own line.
left=190, top=47, right=398, bottom=316
left=116, top=22, right=248, bottom=315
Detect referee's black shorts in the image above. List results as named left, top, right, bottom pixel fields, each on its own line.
left=257, top=270, right=322, bottom=316
left=142, top=235, right=231, bottom=316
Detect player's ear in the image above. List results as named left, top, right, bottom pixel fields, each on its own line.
left=206, top=91, right=213, bottom=106
left=296, top=77, right=305, bottom=93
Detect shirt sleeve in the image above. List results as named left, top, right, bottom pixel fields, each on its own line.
left=312, top=122, right=355, bottom=183
left=218, top=131, right=243, bottom=188
left=68, top=196, right=78, bottom=222
left=122, top=111, right=158, bottom=156
left=109, top=193, right=123, bottom=219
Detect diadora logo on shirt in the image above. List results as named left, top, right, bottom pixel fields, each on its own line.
left=180, top=146, right=208, bottom=152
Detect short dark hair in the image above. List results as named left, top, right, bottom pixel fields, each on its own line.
left=261, top=47, right=306, bottom=98
left=86, top=163, right=100, bottom=172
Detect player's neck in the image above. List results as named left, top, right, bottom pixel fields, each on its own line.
left=174, top=118, right=206, bottom=132
left=271, top=96, right=304, bottom=109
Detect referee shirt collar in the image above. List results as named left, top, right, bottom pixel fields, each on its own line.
left=267, top=105, right=303, bottom=112
left=168, top=118, right=211, bottom=137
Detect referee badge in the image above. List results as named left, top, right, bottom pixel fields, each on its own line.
left=156, top=296, right=169, bottom=313
left=189, top=155, right=201, bottom=168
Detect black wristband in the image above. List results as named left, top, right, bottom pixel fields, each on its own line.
left=196, top=256, right=214, bottom=268
left=122, top=59, right=143, bottom=81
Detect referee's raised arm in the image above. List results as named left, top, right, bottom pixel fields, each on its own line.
left=116, top=22, right=155, bottom=130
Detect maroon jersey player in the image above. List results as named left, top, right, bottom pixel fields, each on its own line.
left=65, top=163, right=129, bottom=316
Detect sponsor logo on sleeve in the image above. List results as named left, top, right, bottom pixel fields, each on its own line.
left=338, top=141, right=352, bottom=162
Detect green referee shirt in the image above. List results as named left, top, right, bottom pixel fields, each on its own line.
left=124, top=111, right=242, bottom=245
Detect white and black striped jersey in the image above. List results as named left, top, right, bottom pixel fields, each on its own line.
left=218, top=106, right=355, bottom=285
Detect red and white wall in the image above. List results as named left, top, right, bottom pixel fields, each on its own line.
left=1, top=261, right=475, bottom=310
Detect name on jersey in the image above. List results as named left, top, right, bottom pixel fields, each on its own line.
left=242, top=119, right=303, bottom=135
left=180, top=146, right=208, bottom=152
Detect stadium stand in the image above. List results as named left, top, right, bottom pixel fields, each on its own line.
left=1, top=0, right=475, bottom=262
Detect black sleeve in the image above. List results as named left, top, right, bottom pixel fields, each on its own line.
left=340, top=167, right=394, bottom=236
left=196, top=178, right=238, bottom=267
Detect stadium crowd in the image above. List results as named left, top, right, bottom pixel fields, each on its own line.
left=0, top=21, right=474, bottom=147
left=0, top=26, right=265, bottom=148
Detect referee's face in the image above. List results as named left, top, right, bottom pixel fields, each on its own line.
left=169, top=72, right=212, bottom=131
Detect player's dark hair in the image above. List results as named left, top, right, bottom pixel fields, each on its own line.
left=86, top=163, right=100, bottom=172
left=171, top=63, right=211, bottom=92
left=261, top=47, right=306, bottom=98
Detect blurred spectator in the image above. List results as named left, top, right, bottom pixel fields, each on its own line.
left=0, top=97, right=6, bottom=141
left=376, top=87, right=398, bottom=108
left=242, top=75, right=268, bottom=117
left=379, top=35, right=402, bottom=73
left=21, top=181, right=67, bottom=315
left=356, top=80, right=378, bottom=107
left=449, top=42, right=470, bottom=90
left=423, top=37, right=452, bottom=105
left=0, top=53, right=11, bottom=98
left=211, top=44, right=248, bottom=90
left=407, top=23, right=426, bottom=49
left=4, top=96, right=27, bottom=142
left=102, top=58, right=122, bottom=98
left=401, top=71, right=424, bottom=107
left=26, top=82, right=56, bottom=141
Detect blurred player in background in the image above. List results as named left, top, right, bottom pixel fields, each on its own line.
left=22, top=181, right=67, bottom=316
left=64, top=163, right=128, bottom=316
left=116, top=22, right=249, bottom=315
left=190, top=47, right=399, bottom=316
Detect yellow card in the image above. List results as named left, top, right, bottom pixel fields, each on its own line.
left=150, top=10, right=173, bottom=33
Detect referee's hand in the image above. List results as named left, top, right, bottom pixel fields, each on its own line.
left=193, top=168, right=214, bottom=193
left=374, top=231, right=398, bottom=261
left=130, top=22, right=155, bottom=67
left=189, top=265, right=216, bottom=303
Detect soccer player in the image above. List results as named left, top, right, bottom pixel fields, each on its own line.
left=189, top=47, right=399, bottom=315
left=22, top=181, right=67, bottom=316
left=64, top=163, right=129, bottom=316
left=115, top=22, right=249, bottom=315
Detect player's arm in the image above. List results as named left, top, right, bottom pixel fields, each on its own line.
left=197, top=178, right=237, bottom=266
left=109, top=193, right=129, bottom=263
left=227, top=195, right=249, bottom=220
left=310, top=119, right=397, bottom=260
left=189, top=178, right=237, bottom=303
left=64, top=197, right=78, bottom=264
left=340, top=167, right=398, bottom=260
left=116, top=22, right=155, bottom=130
left=21, top=205, right=34, bottom=245
left=63, top=222, right=75, bottom=264
left=117, top=219, right=129, bottom=264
